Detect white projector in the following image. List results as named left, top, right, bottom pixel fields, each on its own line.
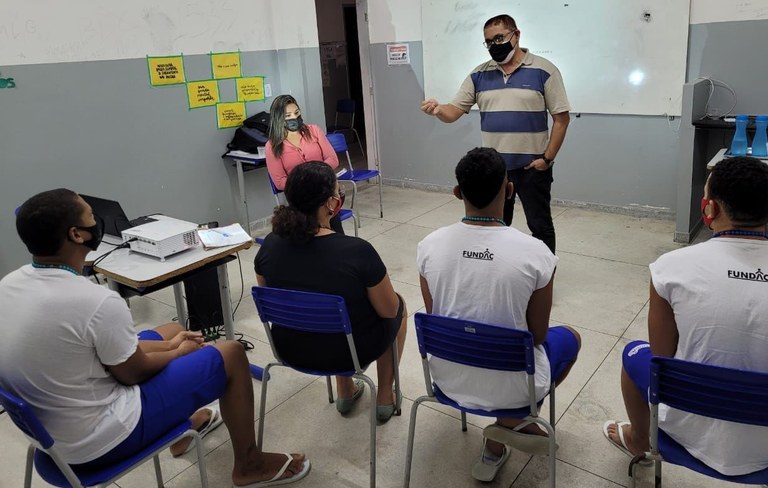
left=121, top=220, right=199, bottom=261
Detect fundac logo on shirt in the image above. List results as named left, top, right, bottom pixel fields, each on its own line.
left=462, top=248, right=494, bottom=261
left=727, top=268, right=768, bottom=283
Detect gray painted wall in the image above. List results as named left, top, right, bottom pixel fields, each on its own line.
left=0, top=48, right=325, bottom=276
left=370, top=42, right=680, bottom=216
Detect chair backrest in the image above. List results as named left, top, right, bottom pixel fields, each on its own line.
left=336, top=98, right=356, bottom=115
left=252, top=286, right=364, bottom=372
left=0, top=387, right=55, bottom=450
left=334, top=99, right=356, bottom=128
left=414, top=313, right=535, bottom=374
left=650, top=357, right=768, bottom=427
left=326, top=133, right=354, bottom=173
left=265, top=172, right=282, bottom=207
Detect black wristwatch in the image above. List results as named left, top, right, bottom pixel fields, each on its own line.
left=543, top=156, right=555, bottom=168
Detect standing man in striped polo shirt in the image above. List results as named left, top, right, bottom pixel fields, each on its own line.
left=421, top=14, right=570, bottom=253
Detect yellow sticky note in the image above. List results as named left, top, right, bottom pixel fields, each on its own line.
left=187, top=80, right=220, bottom=109
left=217, top=102, right=247, bottom=129
left=211, top=52, right=242, bottom=79
left=236, top=77, right=265, bottom=102
left=147, top=56, right=185, bottom=86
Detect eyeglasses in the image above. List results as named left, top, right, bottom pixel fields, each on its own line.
left=483, top=30, right=516, bottom=49
left=334, top=188, right=346, bottom=205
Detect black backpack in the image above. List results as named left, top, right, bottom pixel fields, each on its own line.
left=226, top=126, right=269, bottom=154
left=243, top=111, right=271, bottom=133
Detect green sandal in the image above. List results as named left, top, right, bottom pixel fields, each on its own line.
left=336, top=379, right=365, bottom=415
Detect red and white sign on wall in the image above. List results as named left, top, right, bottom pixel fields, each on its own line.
left=386, top=43, right=410, bottom=66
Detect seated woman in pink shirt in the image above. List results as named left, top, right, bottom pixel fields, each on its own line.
left=265, top=95, right=344, bottom=232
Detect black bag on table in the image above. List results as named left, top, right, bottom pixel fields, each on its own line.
left=226, top=126, right=269, bottom=154
left=243, top=111, right=271, bottom=134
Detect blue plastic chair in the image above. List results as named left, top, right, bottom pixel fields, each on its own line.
left=264, top=171, right=358, bottom=237
left=327, top=98, right=366, bottom=158
left=327, top=132, right=384, bottom=221
left=403, top=312, right=557, bottom=488
left=0, top=386, right=209, bottom=488
left=251, top=286, right=402, bottom=488
left=628, top=357, right=768, bottom=487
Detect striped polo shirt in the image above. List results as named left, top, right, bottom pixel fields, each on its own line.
left=450, top=49, right=570, bottom=170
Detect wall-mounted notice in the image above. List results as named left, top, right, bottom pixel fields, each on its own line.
left=387, top=43, right=410, bottom=65
left=211, top=52, right=242, bottom=79
left=187, top=80, right=220, bottom=109
left=216, top=102, right=246, bottom=129
left=147, top=55, right=186, bottom=86
left=236, top=77, right=265, bottom=102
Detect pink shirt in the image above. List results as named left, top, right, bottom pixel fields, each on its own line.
left=265, top=124, right=339, bottom=190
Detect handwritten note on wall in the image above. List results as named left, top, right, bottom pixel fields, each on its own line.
left=236, top=77, right=265, bottom=102
left=187, top=80, right=220, bottom=109
left=216, top=102, right=246, bottom=129
left=147, top=55, right=186, bottom=86
left=211, top=52, right=242, bottom=79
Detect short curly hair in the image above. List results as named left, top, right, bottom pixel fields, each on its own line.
left=455, top=147, right=507, bottom=209
left=708, top=156, right=768, bottom=226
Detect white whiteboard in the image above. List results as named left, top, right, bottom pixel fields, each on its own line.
left=422, top=1, right=690, bottom=116
left=0, top=0, right=277, bottom=66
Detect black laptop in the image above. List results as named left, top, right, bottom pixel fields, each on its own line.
left=79, top=194, right=157, bottom=241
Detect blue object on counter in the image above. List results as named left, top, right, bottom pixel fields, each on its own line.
left=752, top=115, right=768, bottom=158
left=730, top=114, right=749, bottom=156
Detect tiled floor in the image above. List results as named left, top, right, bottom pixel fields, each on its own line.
left=0, top=186, right=752, bottom=487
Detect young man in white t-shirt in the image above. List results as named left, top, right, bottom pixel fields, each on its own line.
left=417, top=147, right=581, bottom=482
left=0, top=189, right=310, bottom=487
left=604, top=157, right=768, bottom=476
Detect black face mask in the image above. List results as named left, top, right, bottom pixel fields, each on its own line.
left=489, top=40, right=515, bottom=64
left=285, top=116, right=304, bottom=132
left=75, top=216, right=104, bottom=251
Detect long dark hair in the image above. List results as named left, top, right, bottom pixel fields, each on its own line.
left=272, top=161, right=337, bottom=242
left=268, top=94, right=312, bottom=158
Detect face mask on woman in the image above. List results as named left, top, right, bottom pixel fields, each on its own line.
left=285, top=116, right=304, bottom=132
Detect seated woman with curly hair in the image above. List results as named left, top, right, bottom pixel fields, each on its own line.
left=254, top=161, right=407, bottom=422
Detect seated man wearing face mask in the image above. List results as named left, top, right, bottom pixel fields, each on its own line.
left=604, top=156, right=768, bottom=477
left=0, top=189, right=311, bottom=487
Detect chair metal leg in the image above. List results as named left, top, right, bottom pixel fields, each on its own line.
left=403, top=396, right=431, bottom=488
left=352, top=128, right=365, bottom=159
left=355, top=374, right=378, bottom=488
left=655, top=458, right=662, bottom=488
left=351, top=212, right=359, bottom=237
left=549, top=382, right=556, bottom=428
left=377, top=174, right=384, bottom=218
left=24, top=445, right=34, bottom=488
left=326, top=376, right=334, bottom=403
left=349, top=180, right=360, bottom=227
left=192, top=431, right=210, bottom=488
left=257, top=363, right=277, bottom=448
left=460, top=411, right=467, bottom=432
left=152, top=454, right=163, bottom=487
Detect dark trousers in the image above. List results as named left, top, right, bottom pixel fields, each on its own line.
left=504, top=166, right=556, bottom=253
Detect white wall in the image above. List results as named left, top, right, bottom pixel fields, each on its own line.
left=0, top=0, right=320, bottom=66
left=690, top=0, right=768, bottom=24
left=367, top=0, right=422, bottom=43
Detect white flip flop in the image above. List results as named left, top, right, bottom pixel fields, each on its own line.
left=234, top=453, right=312, bottom=487
left=182, top=402, right=224, bottom=455
left=602, top=420, right=652, bottom=466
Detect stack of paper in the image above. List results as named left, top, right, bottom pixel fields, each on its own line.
left=197, top=224, right=251, bottom=249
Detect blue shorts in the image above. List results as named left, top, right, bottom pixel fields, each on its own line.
left=542, top=326, right=580, bottom=380
left=622, top=340, right=653, bottom=402
left=77, top=330, right=227, bottom=467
